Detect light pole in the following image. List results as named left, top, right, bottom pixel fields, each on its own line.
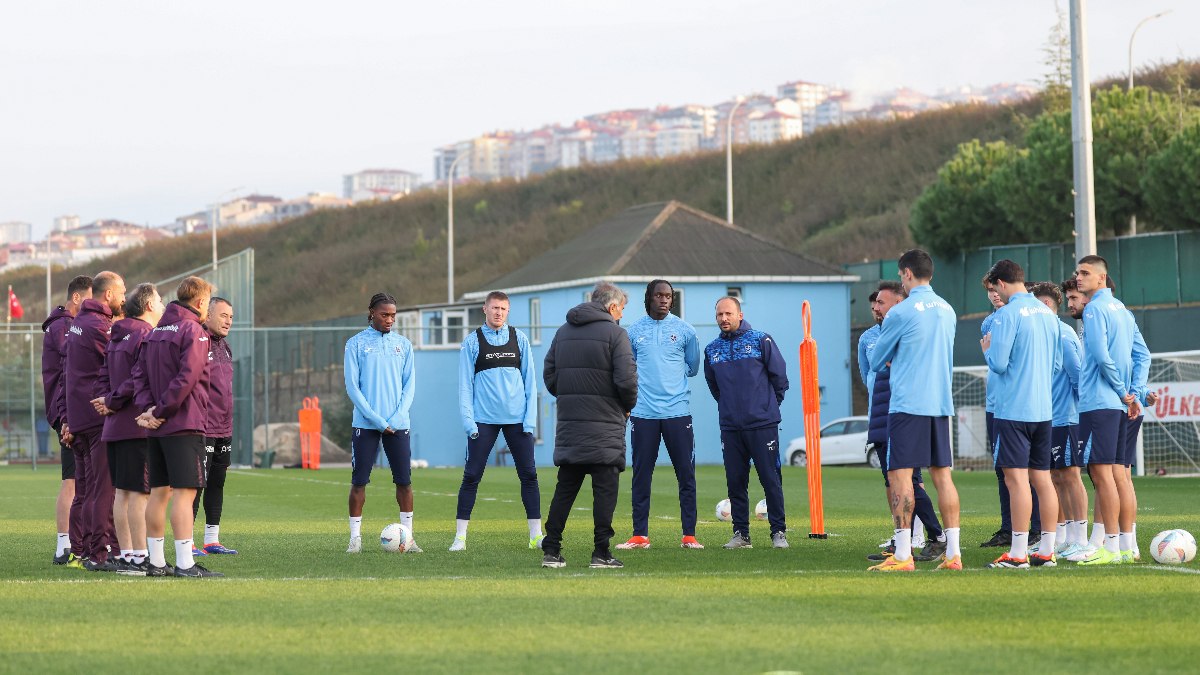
left=447, top=153, right=467, bottom=303
left=1128, top=10, right=1172, bottom=91
left=726, top=97, right=745, bottom=224
left=211, top=186, right=245, bottom=271
left=1070, top=0, right=1097, bottom=262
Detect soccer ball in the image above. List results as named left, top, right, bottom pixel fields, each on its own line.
left=755, top=499, right=769, bottom=521
left=1150, top=529, right=1196, bottom=564
left=380, top=523, right=413, bottom=553
left=715, top=499, right=731, bottom=522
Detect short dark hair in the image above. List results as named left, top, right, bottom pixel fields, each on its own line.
left=715, top=295, right=741, bottom=311
left=92, top=271, right=122, bottom=296
left=125, top=283, right=158, bottom=318
left=210, top=296, right=232, bottom=308
left=369, top=292, right=397, bottom=310
left=868, top=291, right=879, bottom=303
left=1060, top=277, right=1079, bottom=294
left=484, top=291, right=509, bottom=305
left=66, top=275, right=93, bottom=300
left=1078, top=254, right=1108, bottom=272
left=897, top=249, right=933, bottom=281
left=980, top=272, right=994, bottom=291
left=644, top=279, right=673, bottom=314
left=1029, top=281, right=1062, bottom=308
left=985, top=259, right=1025, bottom=285
left=876, top=280, right=906, bottom=298
left=1106, top=275, right=1116, bottom=291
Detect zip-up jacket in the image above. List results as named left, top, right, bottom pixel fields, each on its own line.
left=1052, top=318, right=1082, bottom=427
left=703, top=319, right=789, bottom=431
left=857, top=323, right=880, bottom=415
left=627, top=313, right=700, bottom=419
left=205, top=331, right=234, bottom=437
left=867, top=363, right=891, bottom=445
left=41, top=307, right=72, bottom=428
left=981, top=311, right=999, bottom=413
left=1078, top=288, right=1136, bottom=413
left=132, top=301, right=211, bottom=436
left=64, top=298, right=113, bottom=435
left=344, top=326, right=415, bottom=432
left=99, top=317, right=153, bottom=442
left=984, top=292, right=1062, bottom=423
left=869, top=284, right=956, bottom=417
left=458, top=324, right=536, bottom=435
left=1129, top=314, right=1151, bottom=405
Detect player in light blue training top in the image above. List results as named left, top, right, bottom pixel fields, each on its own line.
left=617, top=280, right=704, bottom=550
left=866, top=248, right=961, bottom=571
left=451, top=290, right=542, bottom=551
left=981, top=261, right=1062, bottom=569
left=343, top=292, right=418, bottom=554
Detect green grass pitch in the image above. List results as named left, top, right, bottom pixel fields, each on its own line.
left=2, top=464, right=1198, bottom=674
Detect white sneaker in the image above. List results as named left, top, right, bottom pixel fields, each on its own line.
left=449, top=536, right=466, bottom=552
left=911, top=536, right=927, bottom=550
left=879, top=537, right=894, bottom=549
left=405, top=540, right=423, bottom=553
left=346, top=536, right=362, bottom=553
left=1065, top=544, right=1098, bottom=562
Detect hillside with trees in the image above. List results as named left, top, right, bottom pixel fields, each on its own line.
left=5, top=61, right=1198, bottom=325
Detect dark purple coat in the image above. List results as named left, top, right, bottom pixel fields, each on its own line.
left=133, top=301, right=210, bottom=437
left=41, top=307, right=72, bottom=428
left=205, top=332, right=234, bottom=437
left=99, top=317, right=154, bottom=442
left=64, top=299, right=113, bottom=435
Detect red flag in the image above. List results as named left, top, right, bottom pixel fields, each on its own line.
left=8, top=287, right=23, bottom=320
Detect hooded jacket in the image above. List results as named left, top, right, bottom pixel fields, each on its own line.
left=867, top=363, right=891, bottom=446
left=99, top=317, right=154, bottom=442
left=41, top=306, right=73, bottom=428
left=64, top=298, right=113, bottom=435
left=543, top=302, right=638, bottom=468
left=205, top=331, right=234, bottom=437
left=703, top=320, right=789, bottom=431
left=132, top=301, right=210, bottom=437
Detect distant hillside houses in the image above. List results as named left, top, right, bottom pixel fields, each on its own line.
left=0, top=219, right=168, bottom=272
left=432, top=78, right=1036, bottom=183
left=165, top=192, right=350, bottom=236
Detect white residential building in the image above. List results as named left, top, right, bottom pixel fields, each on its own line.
left=747, top=111, right=804, bottom=144
left=654, top=127, right=702, bottom=157
left=343, top=169, right=420, bottom=202
left=271, top=192, right=351, bottom=222
left=0, top=221, right=32, bottom=245
left=53, top=215, right=80, bottom=233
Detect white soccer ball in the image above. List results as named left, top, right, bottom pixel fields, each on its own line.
left=715, top=499, right=732, bottom=522
left=1150, top=529, right=1196, bottom=564
left=755, top=499, right=769, bottom=521
left=380, top=523, right=413, bottom=553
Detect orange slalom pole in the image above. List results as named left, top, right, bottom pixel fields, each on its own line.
left=798, top=301, right=827, bottom=538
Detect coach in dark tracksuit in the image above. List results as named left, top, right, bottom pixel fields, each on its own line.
left=867, top=358, right=946, bottom=561
left=704, top=297, right=789, bottom=549
left=540, top=283, right=638, bottom=569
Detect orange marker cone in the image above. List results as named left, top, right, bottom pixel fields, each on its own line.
left=798, top=301, right=827, bottom=538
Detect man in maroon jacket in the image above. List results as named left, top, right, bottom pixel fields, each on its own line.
left=93, top=283, right=164, bottom=575
left=193, top=296, right=237, bottom=555
left=65, top=271, right=125, bottom=571
left=44, top=275, right=92, bottom=566
left=133, top=276, right=223, bottom=577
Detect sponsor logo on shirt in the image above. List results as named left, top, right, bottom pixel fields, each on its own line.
left=154, top=325, right=180, bottom=333
left=484, top=352, right=517, bottom=360
left=69, top=326, right=82, bottom=336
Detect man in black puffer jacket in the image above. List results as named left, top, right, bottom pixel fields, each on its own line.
left=541, top=282, right=638, bottom=569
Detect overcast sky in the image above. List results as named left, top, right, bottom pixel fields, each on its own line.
left=2, top=1, right=1195, bottom=237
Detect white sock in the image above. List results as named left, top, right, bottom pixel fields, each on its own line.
left=204, top=524, right=219, bottom=545
left=56, top=533, right=70, bottom=556
left=528, top=519, right=543, bottom=539
left=120, top=548, right=132, bottom=562
left=1039, top=531, right=1056, bottom=556
left=148, top=537, right=166, bottom=567
left=1011, top=531, right=1029, bottom=559
left=893, top=528, right=912, bottom=562
left=400, top=512, right=413, bottom=534
left=349, top=517, right=362, bottom=539
left=1089, top=522, right=1105, bottom=549
left=1055, top=522, right=1067, bottom=543
left=1104, top=533, right=1120, bottom=554
left=455, top=519, right=469, bottom=538
left=945, top=527, right=961, bottom=558
left=175, top=539, right=195, bottom=569
left=912, top=516, right=925, bottom=540
left=1132, top=523, right=1139, bottom=549
left=132, top=549, right=147, bottom=563
left=1119, top=532, right=1133, bottom=552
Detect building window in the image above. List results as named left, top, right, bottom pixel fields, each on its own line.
left=529, top=297, right=542, bottom=344
left=420, top=308, right=470, bottom=348
left=726, top=286, right=743, bottom=301
left=397, top=311, right=420, bottom=342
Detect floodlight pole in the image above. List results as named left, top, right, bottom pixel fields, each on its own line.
left=1126, top=9, right=1171, bottom=237
left=1069, top=0, right=1097, bottom=263
left=726, top=97, right=745, bottom=224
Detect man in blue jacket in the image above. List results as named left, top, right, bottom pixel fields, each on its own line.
left=704, top=296, right=789, bottom=550
left=617, top=280, right=703, bottom=551
left=450, top=291, right=541, bottom=551
left=868, top=249, right=962, bottom=571
left=981, top=261, right=1062, bottom=568
left=343, top=292, right=418, bottom=554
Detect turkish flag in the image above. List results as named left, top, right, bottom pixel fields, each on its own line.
left=8, top=287, right=23, bottom=320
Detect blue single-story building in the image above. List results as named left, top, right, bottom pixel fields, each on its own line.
left=394, top=201, right=858, bottom=467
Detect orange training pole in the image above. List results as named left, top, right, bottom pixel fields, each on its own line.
left=798, top=301, right=827, bottom=538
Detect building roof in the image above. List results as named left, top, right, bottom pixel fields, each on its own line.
left=480, top=201, right=850, bottom=293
